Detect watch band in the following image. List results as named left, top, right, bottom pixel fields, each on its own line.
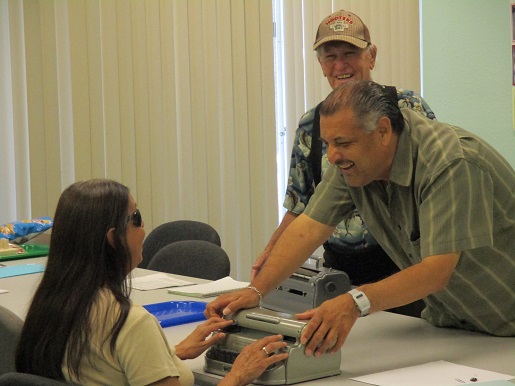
left=348, top=289, right=370, bottom=317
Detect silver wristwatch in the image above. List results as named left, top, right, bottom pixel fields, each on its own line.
left=348, top=289, right=370, bottom=317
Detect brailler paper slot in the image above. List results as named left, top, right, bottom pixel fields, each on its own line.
left=143, top=301, right=207, bottom=328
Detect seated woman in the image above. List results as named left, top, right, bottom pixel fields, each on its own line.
left=16, top=178, right=288, bottom=386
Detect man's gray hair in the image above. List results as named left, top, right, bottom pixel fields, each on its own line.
left=320, top=80, right=404, bottom=134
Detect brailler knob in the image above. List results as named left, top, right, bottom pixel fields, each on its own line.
left=325, top=282, right=337, bottom=293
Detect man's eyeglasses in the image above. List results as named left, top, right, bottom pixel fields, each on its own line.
left=127, top=209, right=143, bottom=227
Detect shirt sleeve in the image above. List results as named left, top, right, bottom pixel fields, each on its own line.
left=304, top=164, right=356, bottom=227
left=115, top=307, right=193, bottom=386
left=396, top=88, right=437, bottom=121
left=283, top=107, right=318, bottom=214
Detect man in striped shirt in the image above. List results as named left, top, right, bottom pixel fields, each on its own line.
left=206, top=79, right=515, bottom=356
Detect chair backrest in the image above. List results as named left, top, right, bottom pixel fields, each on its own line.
left=147, top=240, right=230, bottom=280
left=140, top=220, right=221, bottom=269
left=0, top=305, right=24, bottom=376
left=0, top=372, right=70, bottom=385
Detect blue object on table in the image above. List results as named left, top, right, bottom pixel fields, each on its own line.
left=143, top=301, right=207, bottom=327
left=0, top=264, right=45, bottom=279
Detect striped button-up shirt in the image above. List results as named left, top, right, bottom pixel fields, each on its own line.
left=305, top=108, right=515, bottom=336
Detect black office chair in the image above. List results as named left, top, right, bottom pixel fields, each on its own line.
left=140, top=220, right=221, bottom=269
left=0, top=305, right=24, bottom=376
left=0, top=372, right=71, bottom=385
left=147, top=240, right=230, bottom=280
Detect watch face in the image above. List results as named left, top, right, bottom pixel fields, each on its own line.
left=350, top=289, right=370, bottom=316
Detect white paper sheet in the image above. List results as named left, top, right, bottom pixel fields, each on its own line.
left=351, top=360, right=514, bottom=386
left=130, top=273, right=194, bottom=291
left=167, top=276, right=249, bottom=298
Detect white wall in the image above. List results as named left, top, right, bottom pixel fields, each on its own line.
left=421, top=0, right=515, bottom=168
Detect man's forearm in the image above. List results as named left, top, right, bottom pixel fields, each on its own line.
left=251, top=211, right=301, bottom=280
left=262, top=211, right=299, bottom=253
left=358, top=252, right=460, bottom=313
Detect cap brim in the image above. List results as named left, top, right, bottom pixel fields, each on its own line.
left=313, top=36, right=369, bottom=50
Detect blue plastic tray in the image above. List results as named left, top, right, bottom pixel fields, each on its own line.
left=143, top=301, right=207, bottom=328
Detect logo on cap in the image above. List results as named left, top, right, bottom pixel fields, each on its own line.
left=329, top=20, right=350, bottom=33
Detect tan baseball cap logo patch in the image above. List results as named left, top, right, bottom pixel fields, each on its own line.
left=329, top=20, right=350, bottom=33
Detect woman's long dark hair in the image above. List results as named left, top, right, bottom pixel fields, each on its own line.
left=16, top=179, right=134, bottom=380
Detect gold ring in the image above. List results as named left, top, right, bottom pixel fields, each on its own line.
left=262, top=347, right=270, bottom=356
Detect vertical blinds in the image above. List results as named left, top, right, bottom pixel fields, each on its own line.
left=0, top=0, right=277, bottom=280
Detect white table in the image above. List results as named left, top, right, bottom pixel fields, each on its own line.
left=1, top=257, right=514, bottom=385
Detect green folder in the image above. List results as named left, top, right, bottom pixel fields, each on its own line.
left=0, top=244, right=49, bottom=262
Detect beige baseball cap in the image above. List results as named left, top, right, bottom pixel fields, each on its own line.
left=313, top=9, right=371, bottom=50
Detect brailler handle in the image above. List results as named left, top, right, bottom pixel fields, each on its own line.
left=246, top=313, right=280, bottom=324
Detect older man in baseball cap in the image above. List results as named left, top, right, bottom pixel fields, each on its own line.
left=250, top=9, right=434, bottom=316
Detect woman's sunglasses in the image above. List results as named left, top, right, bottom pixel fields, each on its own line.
left=127, top=209, right=143, bottom=227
